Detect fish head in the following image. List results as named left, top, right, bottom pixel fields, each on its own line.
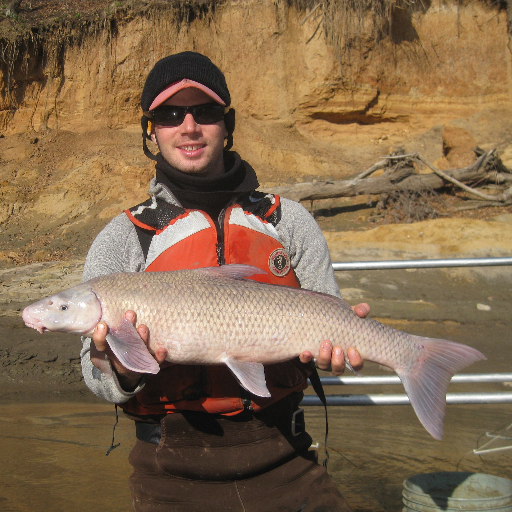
left=22, top=284, right=102, bottom=335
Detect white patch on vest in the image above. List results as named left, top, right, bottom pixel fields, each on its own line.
left=228, top=207, right=280, bottom=241
left=145, top=211, right=212, bottom=269
left=248, top=193, right=274, bottom=204
left=132, top=196, right=158, bottom=216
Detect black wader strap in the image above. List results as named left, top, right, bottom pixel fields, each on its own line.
left=106, top=404, right=121, bottom=456
left=309, top=366, right=329, bottom=467
left=134, top=225, right=155, bottom=262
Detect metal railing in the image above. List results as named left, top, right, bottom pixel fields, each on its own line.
left=332, top=256, right=512, bottom=271
left=301, top=373, right=512, bottom=406
left=300, top=257, right=512, bottom=407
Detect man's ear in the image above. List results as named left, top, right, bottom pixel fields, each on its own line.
left=224, top=108, right=235, bottom=151
left=149, top=122, right=157, bottom=145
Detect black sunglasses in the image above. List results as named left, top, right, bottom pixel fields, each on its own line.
left=145, top=104, right=225, bottom=127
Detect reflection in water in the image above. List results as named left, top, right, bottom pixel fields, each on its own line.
left=0, top=403, right=133, bottom=512
left=306, top=401, right=512, bottom=512
left=0, top=401, right=510, bottom=512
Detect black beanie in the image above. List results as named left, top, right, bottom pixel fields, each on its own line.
left=141, top=52, right=231, bottom=111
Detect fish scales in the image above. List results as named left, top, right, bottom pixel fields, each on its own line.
left=22, top=264, right=485, bottom=440
left=89, top=270, right=414, bottom=367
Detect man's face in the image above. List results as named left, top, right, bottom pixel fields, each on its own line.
left=150, top=88, right=228, bottom=177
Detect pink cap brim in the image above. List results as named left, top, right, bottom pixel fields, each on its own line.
left=149, top=79, right=226, bottom=110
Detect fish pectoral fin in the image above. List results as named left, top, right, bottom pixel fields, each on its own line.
left=107, top=318, right=160, bottom=375
left=90, top=350, right=112, bottom=377
left=223, top=357, right=271, bottom=398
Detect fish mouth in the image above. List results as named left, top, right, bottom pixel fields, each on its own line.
left=23, top=321, right=46, bottom=334
left=22, top=309, right=46, bottom=334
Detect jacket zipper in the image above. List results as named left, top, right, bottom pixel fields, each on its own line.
left=215, top=208, right=227, bottom=266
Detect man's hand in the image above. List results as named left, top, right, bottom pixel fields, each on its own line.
left=90, top=310, right=168, bottom=391
left=299, top=302, right=370, bottom=376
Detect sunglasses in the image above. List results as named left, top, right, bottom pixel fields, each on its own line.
left=145, top=104, right=225, bottom=127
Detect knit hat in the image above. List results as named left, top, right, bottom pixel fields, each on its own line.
left=140, top=51, right=235, bottom=159
left=141, top=52, right=231, bottom=111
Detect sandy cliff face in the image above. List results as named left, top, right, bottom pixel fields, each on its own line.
left=0, top=0, right=511, bottom=267
left=2, top=1, right=509, bottom=145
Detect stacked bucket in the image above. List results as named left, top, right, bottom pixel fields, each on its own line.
left=403, top=472, right=512, bottom=512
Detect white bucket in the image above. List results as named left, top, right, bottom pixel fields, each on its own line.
left=403, top=472, right=512, bottom=511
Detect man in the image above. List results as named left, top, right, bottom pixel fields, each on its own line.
left=81, top=51, right=369, bottom=511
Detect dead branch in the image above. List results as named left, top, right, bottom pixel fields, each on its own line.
left=260, top=150, right=510, bottom=203
left=414, top=151, right=512, bottom=202
left=353, top=159, right=389, bottom=179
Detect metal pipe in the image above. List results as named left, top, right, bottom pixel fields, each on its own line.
left=332, top=257, right=512, bottom=271
left=316, top=373, right=512, bottom=386
left=300, top=392, right=512, bottom=406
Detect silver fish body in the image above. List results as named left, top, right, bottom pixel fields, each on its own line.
left=22, top=264, right=485, bottom=439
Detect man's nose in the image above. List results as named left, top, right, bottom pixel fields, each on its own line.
left=181, top=112, right=200, bottom=133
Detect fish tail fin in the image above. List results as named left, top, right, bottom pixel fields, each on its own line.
left=397, top=337, right=486, bottom=440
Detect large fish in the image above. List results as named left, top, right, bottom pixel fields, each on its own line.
left=22, top=264, right=485, bottom=439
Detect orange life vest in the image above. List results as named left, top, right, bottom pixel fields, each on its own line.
left=120, top=192, right=310, bottom=417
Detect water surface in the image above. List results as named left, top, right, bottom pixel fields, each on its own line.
left=0, top=400, right=510, bottom=512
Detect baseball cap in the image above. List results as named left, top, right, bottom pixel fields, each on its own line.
left=141, top=52, right=231, bottom=111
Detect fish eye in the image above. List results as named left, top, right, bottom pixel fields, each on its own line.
left=59, top=304, right=68, bottom=311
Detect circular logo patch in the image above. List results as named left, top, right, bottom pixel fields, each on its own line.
left=268, top=248, right=291, bottom=277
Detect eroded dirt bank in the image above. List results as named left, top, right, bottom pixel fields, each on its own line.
left=0, top=0, right=511, bottom=268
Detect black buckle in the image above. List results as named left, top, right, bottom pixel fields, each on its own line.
left=291, top=408, right=305, bottom=437
left=181, top=383, right=207, bottom=401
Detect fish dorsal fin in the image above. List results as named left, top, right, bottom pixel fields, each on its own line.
left=197, top=264, right=267, bottom=280
left=223, top=357, right=271, bottom=397
left=106, top=318, right=160, bottom=374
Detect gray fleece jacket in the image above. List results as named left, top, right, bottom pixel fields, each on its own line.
left=80, top=179, right=342, bottom=404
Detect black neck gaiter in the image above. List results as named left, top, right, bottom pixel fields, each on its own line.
left=155, top=151, right=259, bottom=221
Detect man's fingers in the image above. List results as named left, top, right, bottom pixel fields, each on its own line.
left=154, top=347, right=168, bottom=364
left=92, top=322, right=109, bottom=351
left=135, top=323, right=167, bottom=365
left=299, top=350, right=314, bottom=364
left=316, top=340, right=334, bottom=370
left=330, top=345, right=345, bottom=375
left=352, top=303, right=370, bottom=318
left=137, top=324, right=149, bottom=344
left=347, top=347, right=364, bottom=371
left=124, top=310, right=137, bottom=325
left=92, top=311, right=165, bottom=372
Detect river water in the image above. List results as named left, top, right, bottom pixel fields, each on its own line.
left=0, top=396, right=510, bottom=512
left=0, top=402, right=134, bottom=512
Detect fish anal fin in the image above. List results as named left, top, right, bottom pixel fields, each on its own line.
left=223, top=357, right=271, bottom=397
left=344, top=357, right=363, bottom=376
left=107, top=318, right=160, bottom=375
left=397, top=337, right=486, bottom=440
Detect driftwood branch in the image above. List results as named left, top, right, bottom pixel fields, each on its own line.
left=259, top=150, right=511, bottom=203
left=414, top=151, right=512, bottom=202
